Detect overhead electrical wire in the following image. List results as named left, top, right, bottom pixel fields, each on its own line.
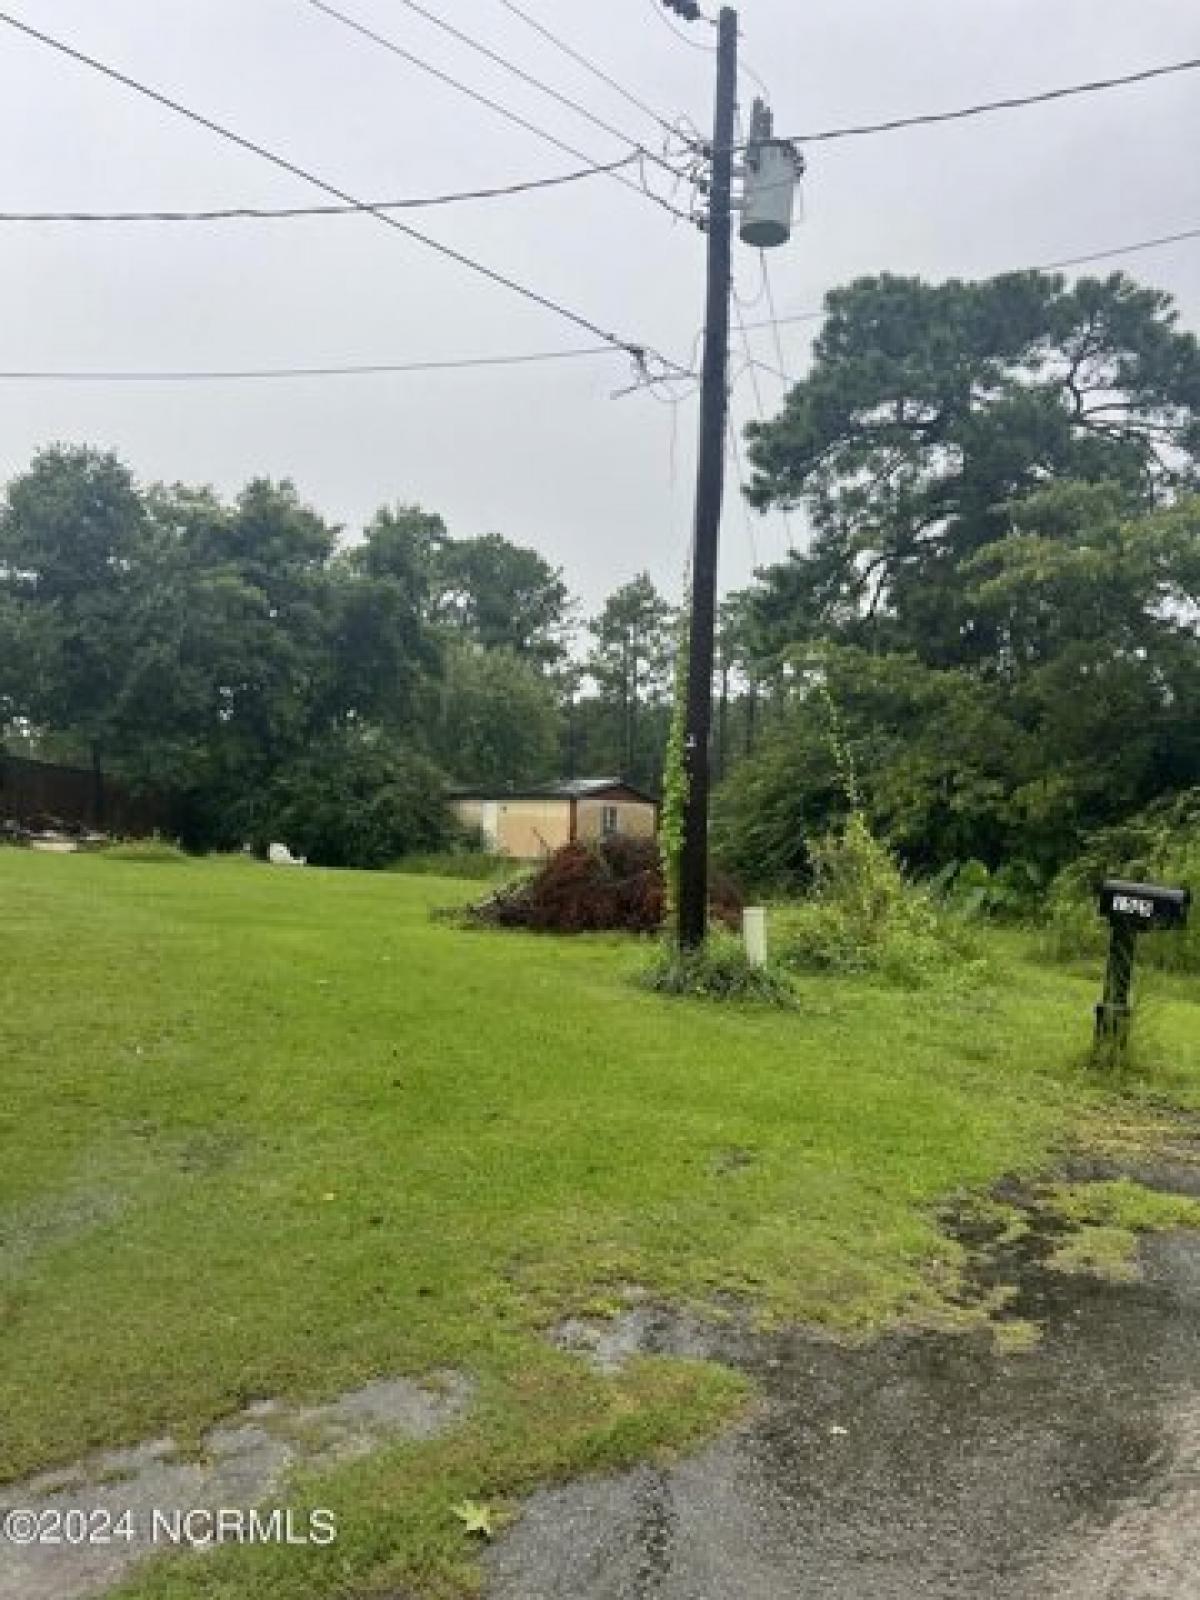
left=1038, top=225, right=1200, bottom=273
left=765, top=54, right=1200, bottom=148
left=731, top=296, right=788, bottom=553
left=387, top=0, right=681, bottom=168
left=0, top=155, right=639, bottom=224
left=0, top=10, right=689, bottom=380
left=0, top=347, right=634, bottom=382
left=492, top=0, right=678, bottom=140
left=9, top=13, right=1199, bottom=391
left=646, top=0, right=772, bottom=105
left=758, top=251, right=792, bottom=387
left=725, top=411, right=758, bottom=568
left=302, top=0, right=694, bottom=220
left=647, top=0, right=717, bottom=55
left=22, top=215, right=1197, bottom=380
left=645, top=21, right=1200, bottom=165
left=740, top=222, right=1200, bottom=334
left=738, top=354, right=791, bottom=382
left=14, top=33, right=1194, bottom=232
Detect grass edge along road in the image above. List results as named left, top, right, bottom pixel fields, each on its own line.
left=2, top=850, right=1198, bottom=1599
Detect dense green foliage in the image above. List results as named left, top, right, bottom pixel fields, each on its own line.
left=716, top=270, right=1200, bottom=887
left=428, top=640, right=561, bottom=787
left=772, top=812, right=986, bottom=988
left=0, top=449, right=677, bottom=864
left=254, top=732, right=458, bottom=870
left=1042, top=789, right=1200, bottom=974
left=581, top=572, right=676, bottom=792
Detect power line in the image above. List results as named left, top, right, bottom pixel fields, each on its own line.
left=648, top=0, right=772, bottom=103
left=768, top=54, right=1200, bottom=148
left=741, top=221, right=1200, bottom=333
left=0, top=10, right=687, bottom=378
left=302, top=0, right=693, bottom=220
left=731, top=355, right=792, bottom=381
left=1040, top=225, right=1200, bottom=273
left=759, top=251, right=792, bottom=387
left=39, top=218, right=1197, bottom=381
left=729, top=122, right=793, bottom=556
left=391, top=0, right=669, bottom=160
left=493, top=0, right=678, bottom=139
left=726, top=412, right=758, bottom=568
left=0, top=347, right=630, bottom=383
left=730, top=309, right=775, bottom=558
left=298, top=0, right=631, bottom=201
left=648, top=0, right=717, bottom=54
left=0, top=156, right=639, bottom=224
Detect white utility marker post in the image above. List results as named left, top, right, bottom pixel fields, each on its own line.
left=743, top=906, right=768, bottom=968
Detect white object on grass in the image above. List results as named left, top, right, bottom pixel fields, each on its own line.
left=268, top=842, right=307, bottom=867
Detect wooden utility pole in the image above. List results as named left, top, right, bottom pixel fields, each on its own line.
left=677, top=5, right=737, bottom=949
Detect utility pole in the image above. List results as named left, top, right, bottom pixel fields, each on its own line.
left=677, top=5, right=737, bottom=949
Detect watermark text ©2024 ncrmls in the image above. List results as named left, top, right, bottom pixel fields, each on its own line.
left=1, top=1505, right=338, bottom=1548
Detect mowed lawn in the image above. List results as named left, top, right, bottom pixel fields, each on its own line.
left=3, top=850, right=1199, bottom=1598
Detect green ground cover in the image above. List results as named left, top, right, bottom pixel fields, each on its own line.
left=2, top=850, right=1198, bottom=1597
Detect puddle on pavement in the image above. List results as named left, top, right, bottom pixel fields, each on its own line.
left=0, top=1371, right=472, bottom=1600
left=499, top=1179, right=1200, bottom=1599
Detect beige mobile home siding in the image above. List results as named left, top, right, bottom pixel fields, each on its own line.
left=492, top=800, right=567, bottom=858
left=452, top=787, right=657, bottom=858
left=453, top=796, right=568, bottom=856
left=452, top=798, right=485, bottom=833
left=576, top=797, right=656, bottom=843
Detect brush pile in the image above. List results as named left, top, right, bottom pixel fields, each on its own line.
left=464, top=836, right=741, bottom=935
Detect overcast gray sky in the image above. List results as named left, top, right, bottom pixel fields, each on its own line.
left=2, top=0, right=1199, bottom=612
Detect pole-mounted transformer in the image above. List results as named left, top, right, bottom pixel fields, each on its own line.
left=738, top=99, right=804, bottom=249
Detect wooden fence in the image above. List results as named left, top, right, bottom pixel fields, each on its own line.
left=0, top=752, right=170, bottom=835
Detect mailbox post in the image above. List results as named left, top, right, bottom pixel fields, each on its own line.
left=1095, top=879, right=1191, bottom=1040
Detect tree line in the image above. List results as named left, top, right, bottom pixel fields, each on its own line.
left=0, top=448, right=690, bottom=861
left=716, top=268, right=1200, bottom=886
left=2, top=266, right=1198, bottom=880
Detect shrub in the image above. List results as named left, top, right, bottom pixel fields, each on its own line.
left=1042, top=789, right=1200, bottom=974
left=462, top=836, right=743, bottom=936
left=255, top=732, right=460, bottom=871
left=637, top=932, right=796, bottom=1006
left=929, top=857, right=1046, bottom=920
left=774, top=814, right=987, bottom=988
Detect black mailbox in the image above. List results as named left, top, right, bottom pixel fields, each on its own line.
left=1098, top=878, right=1191, bottom=930
left=1094, top=878, right=1191, bottom=1043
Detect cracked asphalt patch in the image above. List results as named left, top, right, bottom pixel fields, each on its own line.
left=492, top=1207, right=1200, bottom=1598
left=0, top=1372, right=472, bottom=1600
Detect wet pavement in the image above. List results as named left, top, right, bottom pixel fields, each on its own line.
left=489, top=1215, right=1200, bottom=1599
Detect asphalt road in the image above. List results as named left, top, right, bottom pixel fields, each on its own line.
left=488, top=1198, right=1200, bottom=1599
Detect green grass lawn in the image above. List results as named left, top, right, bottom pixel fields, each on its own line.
left=2, top=850, right=1198, bottom=1598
